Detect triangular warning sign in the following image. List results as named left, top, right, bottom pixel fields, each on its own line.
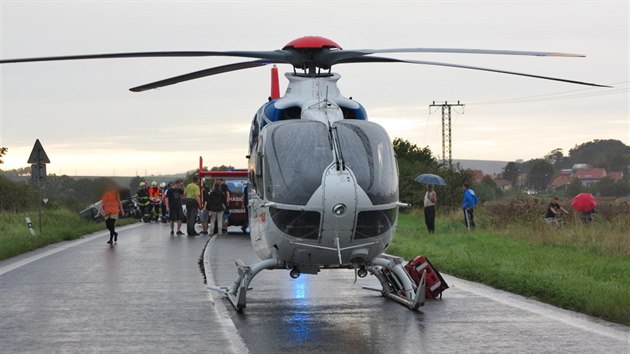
left=27, top=139, right=51, bottom=164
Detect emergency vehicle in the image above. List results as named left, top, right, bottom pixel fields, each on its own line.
left=198, top=157, right=248, bottom=231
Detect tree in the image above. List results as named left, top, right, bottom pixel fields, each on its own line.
left=393, top=138, right=468, bottom=210
left=502, top=161, right=520, bottom=187
left=129, top=176, right=144, bottom=193
left=211, top=165, right=235, bottom=171
left=0, top=147, right=7, bottom=165
left=568, top=139, right=630, bottom=171
left=566, top=178, right=584, bottom=197
left=393, top=138, right=438, bottom=208
left=476, top=175, right=500, bottom=201
left=527, top=159, right=554, bottom=191
left=544, top=148, right=572, bottom=170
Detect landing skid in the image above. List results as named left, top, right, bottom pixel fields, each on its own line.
left=208, top=258, right=283, bottom=312
left=208, top=254, right=426, bottom=312
left=365, top=254, right=426, bottom=310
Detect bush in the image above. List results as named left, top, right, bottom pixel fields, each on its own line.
left=0, top=175, right=36, bottom=212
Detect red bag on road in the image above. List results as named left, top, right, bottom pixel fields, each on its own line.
left=404, top=255, right=449, bottom=298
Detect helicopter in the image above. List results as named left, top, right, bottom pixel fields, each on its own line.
left=0, top=36, right=609, bottom=312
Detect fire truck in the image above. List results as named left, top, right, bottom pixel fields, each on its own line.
left=198, top=157, right=248, bottom=232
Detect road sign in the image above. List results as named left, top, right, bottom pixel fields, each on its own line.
left=27, top=139, right=50, bottom=164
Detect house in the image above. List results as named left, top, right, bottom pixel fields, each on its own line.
left=550, top=174, right=573, bottom=191
left=574, top=168, right=607, bottom=186
left=493, top=178, right=512, bottom=191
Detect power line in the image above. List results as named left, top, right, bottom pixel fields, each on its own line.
left=468, top=81, right=629, bottom=106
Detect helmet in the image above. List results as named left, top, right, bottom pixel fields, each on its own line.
left=139, top=181, right=146, bottom=187
left=159, top=182, right=166, bottom=188
left=151, top=181, right=157, bottom=187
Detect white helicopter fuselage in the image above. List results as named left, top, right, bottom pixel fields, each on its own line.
left=247, top=72, right=401, bottom=273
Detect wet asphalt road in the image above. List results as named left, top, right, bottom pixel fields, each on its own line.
left=1, top=222, right=628, bottom=353
left=208, top=233, right=629, bottom=354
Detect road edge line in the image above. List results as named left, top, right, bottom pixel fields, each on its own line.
left=204, top=235, right=250, bottom=354
left=0, top=222, right=144, bottom=276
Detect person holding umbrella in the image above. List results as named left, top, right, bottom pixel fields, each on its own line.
left=571, top=193, right=597, bottom=224
left=423, top=184, right=437, bottom=233
left=415, top=173, right=446, bottom=234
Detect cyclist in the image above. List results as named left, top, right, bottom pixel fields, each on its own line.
left=545, top=196, right=569, bottom=226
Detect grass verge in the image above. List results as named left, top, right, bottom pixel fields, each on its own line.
left=390, top=211, right=630, bottom=326
left=0, top=209, right=137, bottom=261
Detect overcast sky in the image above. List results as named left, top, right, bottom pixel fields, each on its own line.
left=1, top=0, right=628, bottom=176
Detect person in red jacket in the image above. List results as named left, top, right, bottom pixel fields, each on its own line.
left=102, top=183, right=124, bottom=244
left=148, top=181, right=163, bottom=222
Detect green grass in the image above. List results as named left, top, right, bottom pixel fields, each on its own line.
left=0, top=209, right=137, bottom=261
left=390, top=211, right=630, bottom=325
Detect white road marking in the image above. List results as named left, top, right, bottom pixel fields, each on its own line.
left=204, top=235, right=250, bottom=354
left=446, top=274, right=630, bottom=342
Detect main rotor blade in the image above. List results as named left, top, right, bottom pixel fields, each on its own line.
left=0, top=50, right=289, bottom=64
left=338, top=48, right=585, bottom=57
left=335, top=56, right=611, bottom=88
left=129, top=60, right=273, bottom=92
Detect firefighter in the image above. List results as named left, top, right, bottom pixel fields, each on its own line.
left=148, top=181, right=163, bottom=222
left=133, top=181, right=151, bottom=222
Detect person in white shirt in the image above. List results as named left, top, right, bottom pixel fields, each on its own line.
left=423, top=184, right=437, bottom=233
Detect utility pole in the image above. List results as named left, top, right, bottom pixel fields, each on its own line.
left=429, top=101, right=464, bottom=168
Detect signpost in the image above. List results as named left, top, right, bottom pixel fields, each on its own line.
left=27, top=139, right=50, bottom=235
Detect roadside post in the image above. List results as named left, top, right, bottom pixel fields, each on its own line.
left=27, top=139, right=50, bottom=235
left=25, top=217, right=36, bottom=237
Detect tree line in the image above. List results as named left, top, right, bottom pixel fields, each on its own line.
left=0, top=169, right=127, bottom=213
left=501, top=139, right=630, bottom=196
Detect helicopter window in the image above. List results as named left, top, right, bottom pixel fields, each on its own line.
left=264, top=121, right=333, bottom=205
left=334, top=121, right=398, bottom=205
left=249, top=114, right=260, bottom=154
left=355, top=208, right=398, bottom=239
left=340, top=105, right=367, bottom=120
left=264, top=103, right=302, bottom=122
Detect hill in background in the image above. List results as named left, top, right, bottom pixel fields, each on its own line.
left=453, top=159, right=507, bottom=175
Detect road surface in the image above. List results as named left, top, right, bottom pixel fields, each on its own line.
left=0, top=222, right=628, bottom=353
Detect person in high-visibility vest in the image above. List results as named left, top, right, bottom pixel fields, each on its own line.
left=148, top=181, right=163, bottom=222
left=133, top=181, right=151, bottom=222
left=102, top=183, right=124, bottom=244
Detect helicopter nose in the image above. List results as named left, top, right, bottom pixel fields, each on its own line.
left=320, top=165, right=357, bottom=254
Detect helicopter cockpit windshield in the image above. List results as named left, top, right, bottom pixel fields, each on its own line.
left=334, top=120, right=398, bottom=205
left=264, top=121, right=333, bottom=205
left=263, top=120, right=398, bottom=207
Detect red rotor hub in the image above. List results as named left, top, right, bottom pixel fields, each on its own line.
left=283, top=36, right=342, bottom=50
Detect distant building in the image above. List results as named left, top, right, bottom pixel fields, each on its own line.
left=574, top=168, right=607, bottom=186
left=492, top=178, right=513, bottom=191
left=550, top=174, right=573, bottom=191
left=470, top=169, right=484, bottom=184
left=550, top=164, right=623, bottom=189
